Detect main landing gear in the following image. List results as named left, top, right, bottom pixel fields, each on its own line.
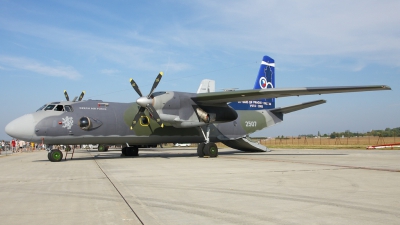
left=121, top=146, right=139, bottom=157
left=98, top=144, right=109, bottom=152
left=197, top=125, right=218, bottom=158
left=197, top=142, right=218, bottom=158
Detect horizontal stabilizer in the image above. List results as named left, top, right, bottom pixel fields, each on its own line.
left=270, top=99, right=326, bottom=114
left=221, top=137, right=270, bottom=152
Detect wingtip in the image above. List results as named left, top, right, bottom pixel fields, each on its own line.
left=160, top=72, right=163, bottom=76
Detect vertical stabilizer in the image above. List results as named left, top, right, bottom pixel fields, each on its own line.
left=229, top=55, right=275, bottom=110
left=197, top=79, right=215, bottom=93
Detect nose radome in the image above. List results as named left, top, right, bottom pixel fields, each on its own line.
left=5, top=114, right=35, bottom=141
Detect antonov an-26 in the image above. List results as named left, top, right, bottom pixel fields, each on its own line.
left=5, top=56, right=391, bottom=162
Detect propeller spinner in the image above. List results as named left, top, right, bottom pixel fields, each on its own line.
left=130, top=72, right=164, bottom=129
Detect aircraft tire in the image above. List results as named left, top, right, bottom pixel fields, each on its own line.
left=121, top=147, right=127, bottom=156
left=132, top=146, right=139, bottom=156
left=204, top=143, right=218, bottom=158
left=49, top=149, right=63, bottom=162
left=197, top=143, right=205, bottom=157
left=98, top=144, right=108, bottom=152
left=125, top=146, right=139, bottom=157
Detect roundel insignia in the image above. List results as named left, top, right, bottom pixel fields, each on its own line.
left=259, top=77, right=267, bottom=89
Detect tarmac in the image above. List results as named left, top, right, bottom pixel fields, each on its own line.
left=0, top=147, right=399, bottom=225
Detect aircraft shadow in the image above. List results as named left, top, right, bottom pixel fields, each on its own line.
left=32, top=148, right=347, bottom=162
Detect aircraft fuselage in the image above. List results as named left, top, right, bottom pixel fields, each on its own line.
left=5, top=93, right=277, bottom=146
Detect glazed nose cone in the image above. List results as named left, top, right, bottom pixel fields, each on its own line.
left=5, top=114, right=35, bottom=141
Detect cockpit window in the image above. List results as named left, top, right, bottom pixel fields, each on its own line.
left=44, top=105, right=56, bottom=111
left=54, top=105, right=64, bottom=111
left=36, top=104, right=47, bottom=112
left=151, top=91, right=167, bottom=98
left=64, top=105, right=73, bottom=112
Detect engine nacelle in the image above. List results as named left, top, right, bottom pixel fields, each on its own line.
left=196, top=107, right=216, bottom=123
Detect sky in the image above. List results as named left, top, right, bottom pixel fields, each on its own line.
left=0, top=0, right=399, bottom=141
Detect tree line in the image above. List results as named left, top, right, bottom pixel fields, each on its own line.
left=296, top=127, right=400, bottom=139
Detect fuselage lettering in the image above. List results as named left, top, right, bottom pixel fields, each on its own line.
left=245, top=121, right=257, bottom=127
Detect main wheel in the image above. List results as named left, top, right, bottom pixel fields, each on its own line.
left=197, top=143, right=205, bottom=157
left=121, top=147, right=127, bottom=156
left=203, top=143, right=218, bottom=158
left=98, top=144, right=108, bottom=152
left=49, top=149, right=63, bottom=162
left=125, top=146, right=139, bottom=156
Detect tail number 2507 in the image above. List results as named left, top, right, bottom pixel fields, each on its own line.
left=245, top=121, right=257, bottom=127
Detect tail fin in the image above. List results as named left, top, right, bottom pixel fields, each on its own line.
left=229, top=55, right=275, bottom=110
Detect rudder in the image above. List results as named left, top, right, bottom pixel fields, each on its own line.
left=229, top=55, right=275, bottom=110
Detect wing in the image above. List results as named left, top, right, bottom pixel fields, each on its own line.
left=191, top=85, right=391, bottom=104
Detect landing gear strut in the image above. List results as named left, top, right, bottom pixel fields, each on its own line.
left=198, top=126, right=218, bottom=158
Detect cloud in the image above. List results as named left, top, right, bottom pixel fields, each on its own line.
left=161, top=62, right=191, bottom=73
left=1, top=0, right=400, bottom=73
left=100, top=69, right=120, bottom=75
left=0, top=56, right=81, bottom=80
left=163, top=0, right=400, bottom=67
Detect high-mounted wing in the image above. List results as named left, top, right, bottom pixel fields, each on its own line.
left=191, top=85, right=391, bottom=104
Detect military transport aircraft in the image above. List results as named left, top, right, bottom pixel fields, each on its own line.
left=5, top=55, right=391, bottom=162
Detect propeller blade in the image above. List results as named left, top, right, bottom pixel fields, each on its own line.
left=148, top=72, right=163, bottom=97
left=130, top=107, right=146, bottom=130
left=130, top=78, right=143, bottom=97
left=78, top=91, right=85, bottom=101
left=146, top=104, right=163, bottom=128
left=64, top=90, right=69, bottom=101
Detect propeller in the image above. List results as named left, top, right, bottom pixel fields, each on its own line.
left=64, top=90, right=69, bottom=101
left=130, top=72, right=164, bottom=129
left=63, top=90, right=85, bottom=102
left=78, top=91, right=85, bottom=101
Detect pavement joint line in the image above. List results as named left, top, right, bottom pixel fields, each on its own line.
left=87, top=150, right=145, bottom=225
left=224, top=156, right=400, bottom=173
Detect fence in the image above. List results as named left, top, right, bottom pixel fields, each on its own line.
left=257, top=136, right=398, bottom=148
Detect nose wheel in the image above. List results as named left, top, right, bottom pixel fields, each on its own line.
left=48, top=149, right=63, bottom=162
